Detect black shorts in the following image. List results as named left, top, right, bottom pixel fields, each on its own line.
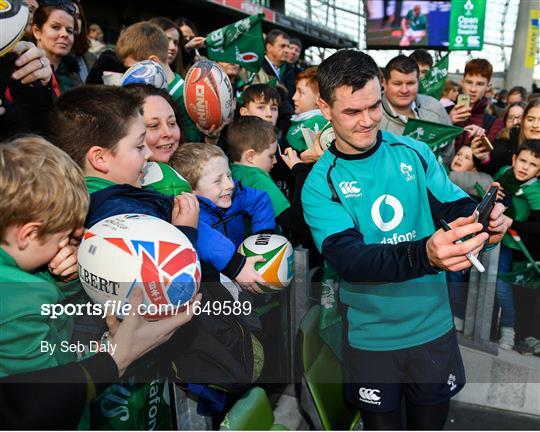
left=343, top=329, right=465, bottom=413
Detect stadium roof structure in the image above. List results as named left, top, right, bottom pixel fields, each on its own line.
left=181, top=0, right=356, bottom=49
left=84, top=0, right=356, bottom=50
left=285, top=0, right=539, bottom=81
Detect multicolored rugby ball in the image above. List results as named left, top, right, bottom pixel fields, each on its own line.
left=183, top=60, right=234, bottom=130
left=0, top=0, right=29, bottom=57
left=120, top=60, right=168, bottom=89
left=78, top=214, right=201, bottom=317
left=239, top=234, right=294, bottom=293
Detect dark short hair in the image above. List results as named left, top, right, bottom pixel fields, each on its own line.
left=226, top=116, right=277, bottom=162
left=241, top=84, right=281, bottom=107
left=508, top=86, right=528, bottom=101
left=518, top=139, right=540, bottom=159
left=265, top=29, right=289, bottom=45
left=317, top=50, right=380, bottom=105
left=383, top=55, right=419, bottom=80
left=289, top=38, right=302, bottom=50
left=409, top=49, right=433, bottom=68
left=32, top=4, right=76, bottom=36
left=50, top=86, right=143, bottom=169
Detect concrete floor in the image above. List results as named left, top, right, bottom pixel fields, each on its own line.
left=445, top=400, right=540, bottom=430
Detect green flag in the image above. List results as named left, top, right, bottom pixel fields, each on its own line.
left=205, top=13, right=265, bottom=73
left=449, top=0, right=487, bottom=50
left=419, top=54, right=449, bottom=99
left=404, top=118, right=463, bottom=156
left=499, top=261, right=540, bottom=290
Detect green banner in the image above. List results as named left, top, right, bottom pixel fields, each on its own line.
left=499, top=261, right=540, bottom=290
left=403, top=118, right=463, bottom=161
left=449, top=0, right=487, bottom=50
left=419, top=54, right=449, bottom=99
left=205, top=13, right=265, bottom=73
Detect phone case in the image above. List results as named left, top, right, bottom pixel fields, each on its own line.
left=475, top=186, right=498, bottom=232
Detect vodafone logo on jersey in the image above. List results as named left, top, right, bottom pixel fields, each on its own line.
left=358, top=387, right=382, bottom=405
left=371, top=194, right=403, bottom=232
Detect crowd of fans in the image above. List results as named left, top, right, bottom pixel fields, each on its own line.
left=0, top=1, right=539, bottom=429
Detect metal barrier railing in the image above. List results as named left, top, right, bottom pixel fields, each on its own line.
left=459, top=245, right=500, bottom=354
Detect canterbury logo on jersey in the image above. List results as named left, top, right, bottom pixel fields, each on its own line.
left=358, top=387, right=382, bottom=405
left=339, top=181, right=362, bottom=197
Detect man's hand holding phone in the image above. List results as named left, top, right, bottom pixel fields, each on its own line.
left=426, top=184, right=509, bottom=272
left=472, top=183, right=508, bottom=245
left=481, top=183, right=509, bottom=245
left=426, top=215, right=488, bottom=272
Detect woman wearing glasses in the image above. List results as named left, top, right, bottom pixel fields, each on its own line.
left=31, top=0, right=77, bottom=94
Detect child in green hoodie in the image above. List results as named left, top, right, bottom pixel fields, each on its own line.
left=493, top=139, right=540, bottom=350
left=0, top=135, right=89, bottom=378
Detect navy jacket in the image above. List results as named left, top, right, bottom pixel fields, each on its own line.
left=198, top=182, right=276, bottom=248
left=86, top=185, right=246, bottom=279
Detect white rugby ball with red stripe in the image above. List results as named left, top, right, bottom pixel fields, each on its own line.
left=184, top=60, right=234, bottom=130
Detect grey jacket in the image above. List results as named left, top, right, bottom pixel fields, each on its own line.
left=380, top=93, right=455, bottom=166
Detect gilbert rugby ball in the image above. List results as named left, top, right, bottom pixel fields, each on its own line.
left=121, top=60, right=168, bottom=90
left=319, top=121, right=335, bottom=150
left=78, top=214, right=201, bottom=317
left=239, top=234, right=294, bottom=293
left=0, top=0, right=28, bottom=57
left=184, top=60, right=234, bottom=130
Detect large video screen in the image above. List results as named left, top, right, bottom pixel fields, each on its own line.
left=366, top=1, right=451, bottom=49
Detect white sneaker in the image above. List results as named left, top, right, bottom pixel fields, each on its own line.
left=454, top=316, right=464, bottom=332
left=499, top=326, right=515, bottom=350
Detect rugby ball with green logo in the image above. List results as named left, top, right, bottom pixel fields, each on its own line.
left=239, top=234, right=294, bottom=292
left=141, top=161, right=191, bottom=196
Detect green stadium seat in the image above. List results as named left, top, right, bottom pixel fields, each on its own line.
left=219, top=387, right=288, bottom=431
left=299, top=305, right=361, bottom=431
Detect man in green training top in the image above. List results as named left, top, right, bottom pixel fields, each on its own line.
left=400, top=4, right=427, bottom=46
left=301, top=50, right=508, bottom=430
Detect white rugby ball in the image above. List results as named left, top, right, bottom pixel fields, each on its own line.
left=78, top=214, right=201, bottom=317
left=239, top=234, right=294, bottom=293
left=184, top=60, right=235, bottom=130
left=121, top=60, right=168, bottom=89
left=0, top=0, right=28, bottom=57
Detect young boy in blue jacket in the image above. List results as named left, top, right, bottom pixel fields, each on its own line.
left=171, top=143, right=276, bottom=293
left=50, top=85, right=263, bottom=288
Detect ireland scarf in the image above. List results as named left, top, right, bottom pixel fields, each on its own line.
left=206, top=13, right=265, bottom=73
left=419, top=54, right=449, bottom=99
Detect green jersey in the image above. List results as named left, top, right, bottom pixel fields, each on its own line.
left=286, top=109, right=328, bottom=152
left=302, top=130, right=473, bottom=351
left=168, top=72, right=203, bottom=143
left=494, top=166, right=540, bottom=250
left=0, top=248, right=79, bottom=377
left=231, top=163, right=290, bottom=217
left=406, top=9, right=427, bottom=31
